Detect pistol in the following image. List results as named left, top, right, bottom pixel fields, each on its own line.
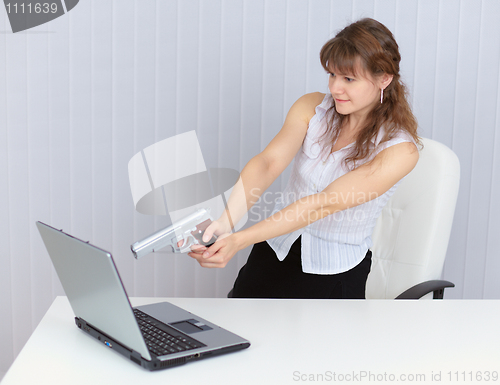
left=131, top=208, right=217, bottom=259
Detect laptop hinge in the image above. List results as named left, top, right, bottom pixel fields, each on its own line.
left=130, top=350, right=143, bottom=366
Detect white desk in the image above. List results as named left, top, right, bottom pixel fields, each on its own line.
left=2, top=297, right=499, bottom=385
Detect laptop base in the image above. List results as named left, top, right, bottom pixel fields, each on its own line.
left=75, top=315, right=250, bottom=371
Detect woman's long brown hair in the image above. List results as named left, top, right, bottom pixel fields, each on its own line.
left=319, top=18, right=420, bottom=169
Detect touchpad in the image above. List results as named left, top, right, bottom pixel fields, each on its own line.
left=170, top=319, right=212, bottom=334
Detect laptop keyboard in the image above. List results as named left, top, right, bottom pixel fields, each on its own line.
left=134, top=309, right=206, bottom=357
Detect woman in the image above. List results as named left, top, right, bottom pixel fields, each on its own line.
left=188, top=18, right=420, bottom=299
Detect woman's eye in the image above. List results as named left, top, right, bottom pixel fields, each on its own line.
left=345, top=77, right=354, bottom=82
left=329, top=72, right=335, bottom=77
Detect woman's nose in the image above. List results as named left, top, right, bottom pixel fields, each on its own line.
left=329, top=77, right=343, bottom=94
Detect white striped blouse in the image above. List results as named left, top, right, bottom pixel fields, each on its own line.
left=266, top=93, right=415, bottom=274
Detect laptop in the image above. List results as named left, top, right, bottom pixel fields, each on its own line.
left=36, top=221, right=250, bottom=371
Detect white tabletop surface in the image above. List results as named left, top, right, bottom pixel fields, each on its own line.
left=2, top=297, right=499, bottom=385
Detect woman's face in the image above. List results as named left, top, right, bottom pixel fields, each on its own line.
left=328, top=63, right=387, bottom=121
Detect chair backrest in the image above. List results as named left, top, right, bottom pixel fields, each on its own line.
left=366, top=138, right=460, bottom=299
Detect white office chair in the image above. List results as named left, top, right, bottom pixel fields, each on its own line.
left=366, top=137, right=460, bottom=299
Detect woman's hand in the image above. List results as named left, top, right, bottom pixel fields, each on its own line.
left=187, top=233, right=237, bottom=268
left=176, top=217, right=229, bottom=251
left=188, top=229, right=248, bottom=268
left=186, top=218, right=236, bottom=268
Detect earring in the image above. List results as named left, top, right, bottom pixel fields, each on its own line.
left=380, top=88, right=384, bottom=104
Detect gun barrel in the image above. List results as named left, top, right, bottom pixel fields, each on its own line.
left=131, top=208, right=210, bottom=259
left=131, top=223, right=175, bottom=259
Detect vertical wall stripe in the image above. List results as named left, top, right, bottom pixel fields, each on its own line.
left=445, top=0, right=479, bottom=298
left=238, top=0, right=246, bottom=173
left=483, top=44, right=500, bottom=298
left=259, top=0, right=267, bottom=152
left=0, top=7, right=13, bottom=373
left=282, top=0, right=289, bottom=122
left=464, top=0, right=499, bottom=299
left=442, top=0, right=461, bottom=285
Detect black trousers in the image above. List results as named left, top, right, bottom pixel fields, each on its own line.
left=231, top=236, right=372, bottom=299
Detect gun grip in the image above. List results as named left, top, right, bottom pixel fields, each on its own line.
left=192, top=219, right=217, bottom=247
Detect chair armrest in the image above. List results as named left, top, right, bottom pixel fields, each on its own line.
left=395, top=280, right=455, bottom=299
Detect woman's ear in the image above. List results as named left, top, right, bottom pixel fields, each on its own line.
left=380, top=73, right=394, bottom=90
